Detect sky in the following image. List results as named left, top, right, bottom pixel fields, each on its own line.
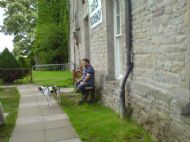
left=0, top=8, right=14, bottom=53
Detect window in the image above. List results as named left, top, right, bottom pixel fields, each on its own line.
left=116, top=0, right=121, bottom=35
left=114, top=0, right=122, bottom=79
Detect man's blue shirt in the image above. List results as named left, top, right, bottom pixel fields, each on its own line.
left=82, top=65, right=94, bottom=85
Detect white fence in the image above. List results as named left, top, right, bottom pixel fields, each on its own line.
left=32, top=63, right=69, bottom=71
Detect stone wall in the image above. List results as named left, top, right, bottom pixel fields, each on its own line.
left=69, top=0, right=190, bottom=141
left=69, top=0, right=108, bottom=73
left=127, top=82, right=190, bottom=141
left=102, top=79, right=190, bottom=141
left=132, top=0, right=188, bottom=89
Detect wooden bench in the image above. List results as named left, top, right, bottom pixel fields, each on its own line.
left=85, top=86, right=95, bottom=102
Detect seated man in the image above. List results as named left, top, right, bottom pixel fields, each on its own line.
left=75, top=58, right=94, bottom=104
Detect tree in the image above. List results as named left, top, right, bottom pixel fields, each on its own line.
left=0, top=48, right=26, bottom=83
left=0, top=0, right=37, bottom=58
left=35, top=0, right=69, bottom=64
left=0, top=48, right=20, bottom=68
left=17, top=56, right=29, bottom=68
left=1, top=0, right=69, bottom=65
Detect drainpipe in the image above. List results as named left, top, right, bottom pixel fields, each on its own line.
left=73, top=32, right=76, bottom=70
left=181, top=1, right=190, bottom=115
left=119, top=0, right=133, bottom=119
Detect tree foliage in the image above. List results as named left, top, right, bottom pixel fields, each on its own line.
left=35, top=0, right=69, bottom=64
left=1, top=0, right=69, bottom=65
left=0, top=48, right=24, bottom=83
left=0, top=0, right=37, bottom=58
left=17, top=56, right=29, bottom=68
left=0, top=48, right=20, bottom=68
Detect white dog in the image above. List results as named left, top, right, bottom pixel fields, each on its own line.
left=38, top=86, right=61, bottom=107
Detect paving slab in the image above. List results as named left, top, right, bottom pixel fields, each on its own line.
left=40, top=106, right=64, bottom=116
left=10, top=84, right=82, bottom=142
left=45, top=127, right=78, bottom=142
left=43, top=114, right=68, bottom=122
left=20, top=95, right=37, bottom=103
left=19, top=102, right=39, bottom=108
left=57, top=138, right=82, bottom=142
left=12, top=122, right=44, bottom=133
left=10, top=130, right=45, bottom=142
left=16, top=115, right=43, bottom=125
left=18, top=106, right=41, bottom=117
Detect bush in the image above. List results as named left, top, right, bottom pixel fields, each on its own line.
left=0, top=48, right=20, bottom=68
left=0, top=48, right=28, bottom=83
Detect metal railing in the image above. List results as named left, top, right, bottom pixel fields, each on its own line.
left=31, top=63, right=72, bottom=86
left=32, top=63, right=69, bottom=71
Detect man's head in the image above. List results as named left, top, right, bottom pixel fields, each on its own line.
left=82, top=58, right=90, bottom=67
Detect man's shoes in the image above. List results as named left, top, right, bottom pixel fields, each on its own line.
left=78, top=100, right=85, bottom=105
left=87, top=100, right=95, bottom=104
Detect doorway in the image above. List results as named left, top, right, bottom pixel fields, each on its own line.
left=84, top=16, right=90, bottom=60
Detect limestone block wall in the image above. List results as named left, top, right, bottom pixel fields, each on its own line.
left=88, top=0, right=108, bottom=72
left=131, top=0, right=188, bottom=90
left=101, top=0, right=190, bottom=141
left=69, top=0, right=108, bottom=73
left=69, top=0, right=190, bottom=141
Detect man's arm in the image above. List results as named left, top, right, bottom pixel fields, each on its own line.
left=81, top=73, right=91, bottom=83
left=76, top=77, right=83, bottom=83
left=84, top=73, right=91, bottom=82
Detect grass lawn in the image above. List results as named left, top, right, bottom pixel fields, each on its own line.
left=0, top=87, right=20, bottom=142
left=32, top=70, right=73, bottom=87
left=60, top=94, right=154, bottom=142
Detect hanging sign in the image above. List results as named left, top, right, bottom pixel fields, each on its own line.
left=88, top=0, right=102, bottom=28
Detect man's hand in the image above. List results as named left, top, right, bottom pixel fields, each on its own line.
left=80, top=81, right=84, bottom=85
left=82, top=73, right=91, bottom=83
left=76, top=79, right=81, bottom=84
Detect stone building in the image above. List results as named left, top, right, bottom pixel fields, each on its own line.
left=69, top=0, right=190, bottom=141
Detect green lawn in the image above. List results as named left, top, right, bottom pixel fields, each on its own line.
left=0, top=71, right=154, bottom=142
left=32, top=70, right=73, bottom=87
left=0, top=87, right=20, bottom=142
left=60, top=94, right=154, bottom=142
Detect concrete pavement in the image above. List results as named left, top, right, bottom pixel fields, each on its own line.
left=10, top=84, right=81, bottom=142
